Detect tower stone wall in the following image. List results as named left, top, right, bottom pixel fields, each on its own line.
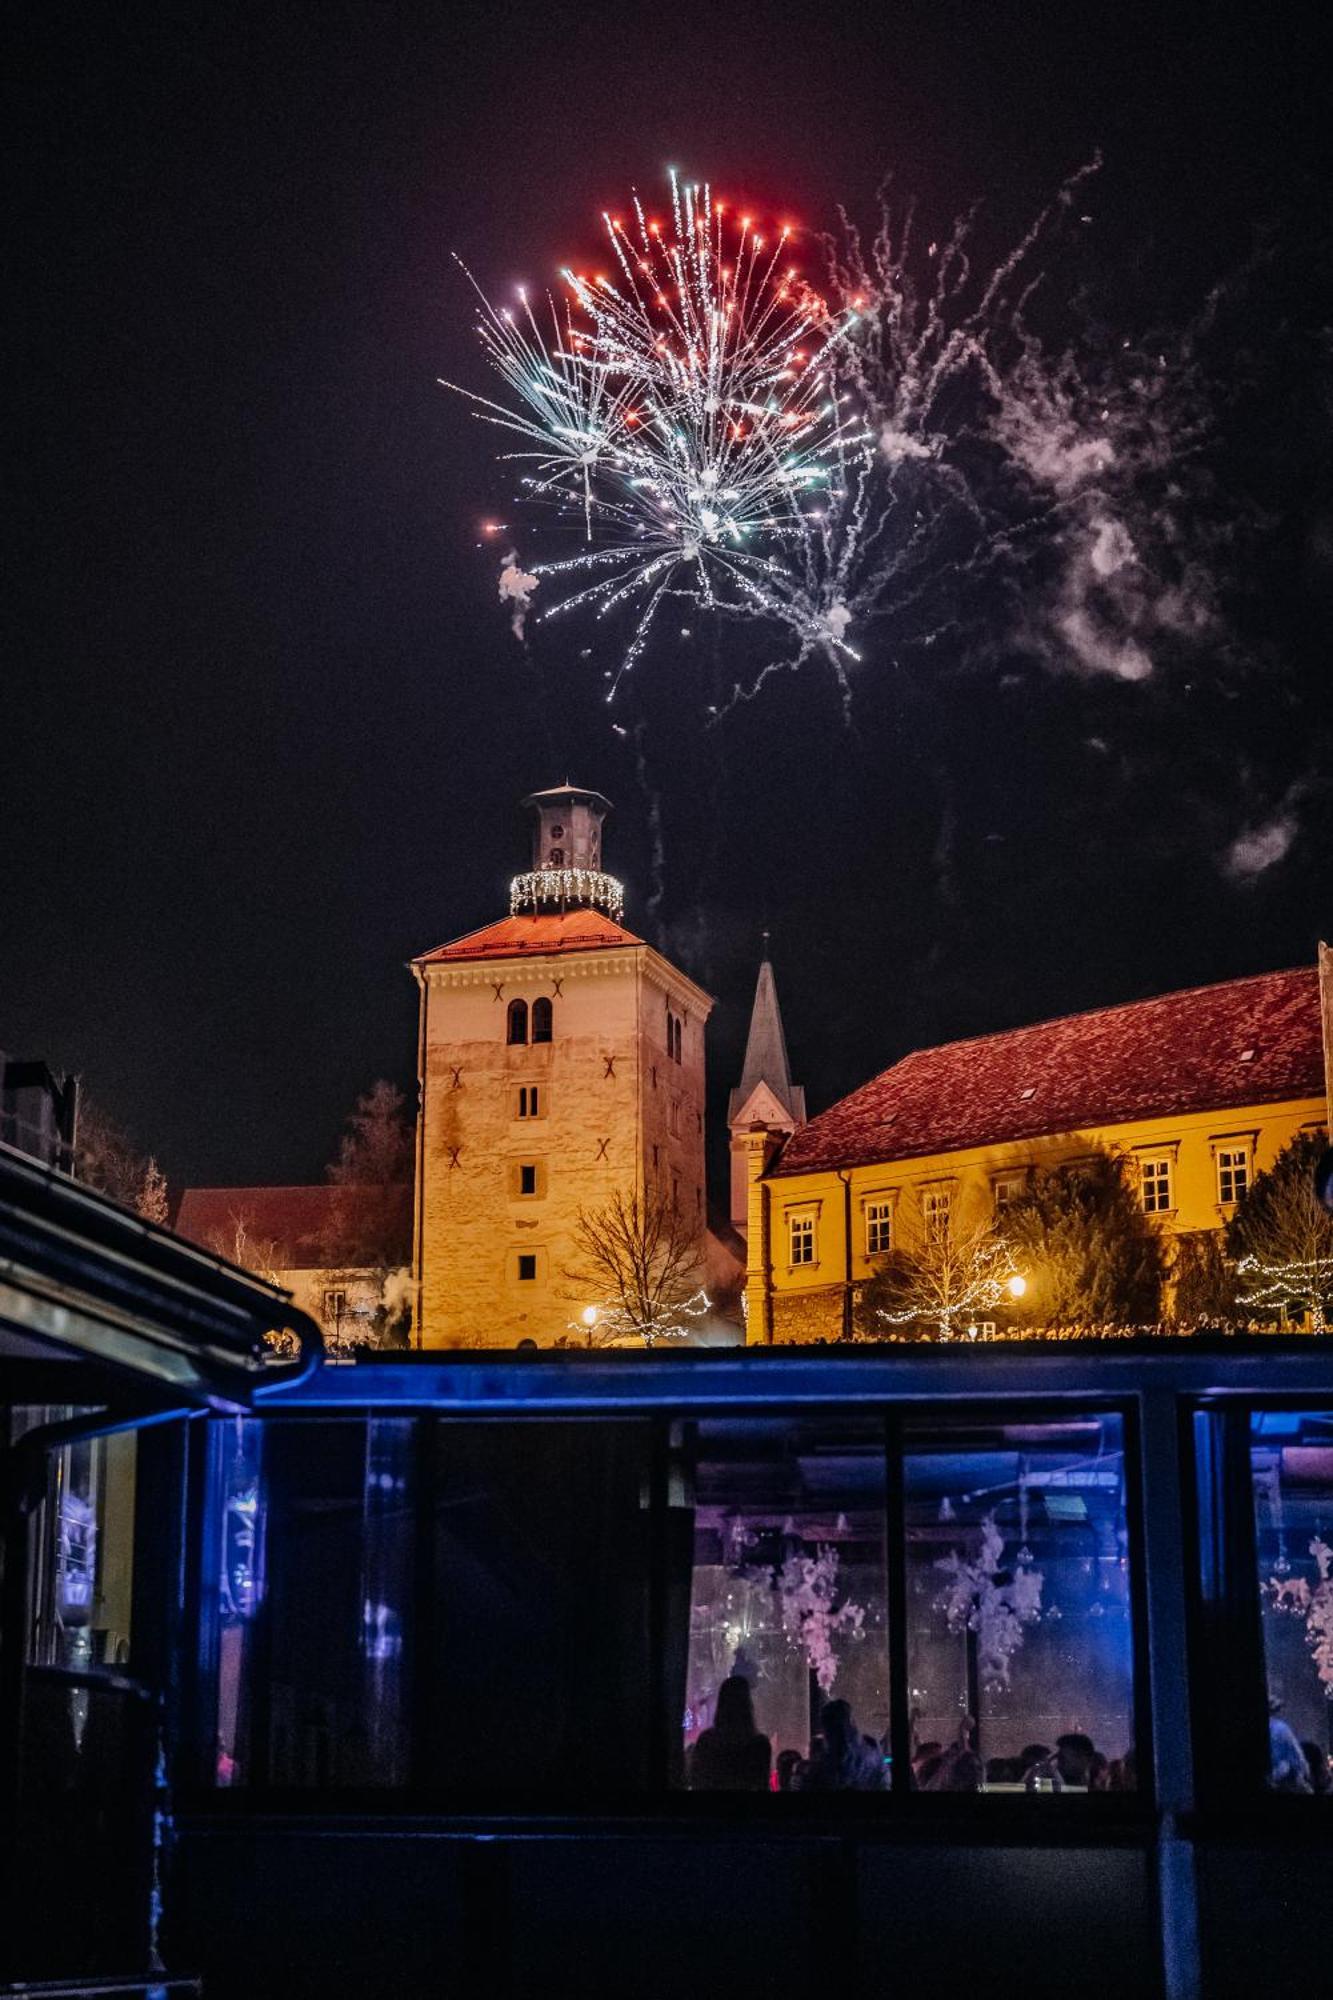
left=412, top=789, right=712, bottom=1347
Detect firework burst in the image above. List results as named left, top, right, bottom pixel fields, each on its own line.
left=443, top=171, right=874, bottom=696
left=448, top=161, right=1231, bottom=721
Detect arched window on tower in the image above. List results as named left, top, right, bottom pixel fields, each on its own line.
left=549, top=848, right=564, bottom=867
left=507, top=998, right=529, bottom=1046
left=531, top=996, right=553, bottom=1044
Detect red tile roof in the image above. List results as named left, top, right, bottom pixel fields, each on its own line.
left=174, top=1183, right=412, bottom=1268
left=415, top=909, right=644, bottom=963
left=771, top=967, right=1326, bottom=1178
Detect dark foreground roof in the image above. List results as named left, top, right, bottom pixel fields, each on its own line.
left=773, top=966, right=1324, bottom=1177
left=0, top=1143, right=320, bottom=1408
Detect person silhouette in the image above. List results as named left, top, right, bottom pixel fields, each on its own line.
left=688, top=1675, right=772, bottom=1791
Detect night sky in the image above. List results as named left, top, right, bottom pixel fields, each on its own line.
left=8, top=1, right=1331, bottom=1202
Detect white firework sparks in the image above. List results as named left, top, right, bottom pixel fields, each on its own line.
left=443, top=170, right=874, bottom=698
left=447, top=160, right=1225, bottom=716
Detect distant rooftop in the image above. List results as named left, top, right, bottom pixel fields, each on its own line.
left=772, top=966, right=1326, bottom=1177
left=175, top=1183, right=411, bottom=1269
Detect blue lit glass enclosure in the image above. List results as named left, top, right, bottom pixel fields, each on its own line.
left=904, top=1414, right=1135, bottom=1789
left=1250, top=1409, right=1333, bottom=1791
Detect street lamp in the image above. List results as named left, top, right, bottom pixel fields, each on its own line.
left=1006, top=1273, right=1028, bottom=1300
left=581, top=1305, right=598, bottom=1348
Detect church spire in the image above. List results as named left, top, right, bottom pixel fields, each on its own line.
left=728, top=937, right=806, bottom=1232
left=732, top=935, right=803, bottom=1125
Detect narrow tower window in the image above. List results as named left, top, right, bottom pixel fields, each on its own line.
left=532, top=996, right=553, bottom=1043
left=507, top=998, right=529, bottom=1045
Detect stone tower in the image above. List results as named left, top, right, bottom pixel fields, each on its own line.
left=728, top=936, right=806, bottom=1235
left=412, top=785, right=714, bottom=1347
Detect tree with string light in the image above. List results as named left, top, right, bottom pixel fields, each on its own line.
left=854, top=1191, right=1026, bottom=1342
left=1227, top=1131, right=1333, bottom=1332
left=563, top=1182, right=709, bottom=1346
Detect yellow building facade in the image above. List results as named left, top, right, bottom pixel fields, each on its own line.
left=744, top=967, right=1328, bottom=1342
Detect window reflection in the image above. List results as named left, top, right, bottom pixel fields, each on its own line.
left=678, top=1417, right=888, bottom=1790
left=904, top=1414, right=1136, bottom=1791
left=211, top=1418, right=413, bottom=1788
left=1251, top=1410, right=1333, bottom=1795
left=31, top=1430, right=137, bottom=1674
left=214, top=1418, right=264, bottom=1786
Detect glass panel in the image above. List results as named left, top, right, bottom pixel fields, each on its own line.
left=904, top=1413, right=1136, bottom=1792
left=31, top=1430, right=137, bottom=1670
left=1251, top=1409, right=1333, bottom=1794
left=678, top=1415, right=888, bottom=1791
left=212, top=1417, right=265, bottom=1786
left=209, top=1418, right=413, bottom=1787
left=429, top=1421, right=651, bottom=1795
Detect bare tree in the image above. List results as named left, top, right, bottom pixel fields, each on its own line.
left=321, top=1080, right=414, bottom=1269
left=317, top=1080, right=415, bottom=1347
left=855, top=1193, right=1022, bottom=1341
left=1227, top=1131, right=1333, bottom=1331
left=74, top=1097, right=172, bottom=1222
left=74, top=1099, right=149, bottom=1207
left=202, top=1209, right=284, bottom=1285
left=564, top=1183, right=708, bottom=1346
left=135, top=1158, right=169, bottom=1226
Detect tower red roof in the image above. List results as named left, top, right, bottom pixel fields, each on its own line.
left=414, top=908, right=644, bottom=963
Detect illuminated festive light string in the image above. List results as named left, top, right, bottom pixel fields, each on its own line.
left=510, top=867, right=625, bottom=923
left=1235, top=1252, right=1333, bottom=1330
left=570, top=1288, right=712, bottom=1347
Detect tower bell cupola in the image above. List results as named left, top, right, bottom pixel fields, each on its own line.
left=510, top=783, right=624, bottom=923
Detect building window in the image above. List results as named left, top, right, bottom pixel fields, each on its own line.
left=993, top=1173, right=1026, bottom=1213
left=865, top=1201, right=893, bottom=1258
left=517, top=1085, right=541, bottom=1119
left=922, top=1186, right=953, bottom=1240
left=679, top=1415, right=887, bottom=1790
left=1249, top=1409, right=1333, bottom=1790
left=674, top=1017, right=683, bottom=1063
left=517, top=1254, right=537, bottom=1282
left=789, top=1212, right=817, bottom=1266
left=549, top=848, right=564, bottom=867
left=506, top=998, right=528, bottom=1046
left=532, top=996, right=553, bottom=1044
left=905, top=1411, right=1136, bottom=1791
left=519, top=1164, right=537, bottom=1196
left=1217, top=1146, right=1250, bottom=1206
left=322, top=1287, right=348, bottom=1324
left=669, top=1098, right=681, bottom=1137
left=1139, top=1157, right=1173, bottom=1214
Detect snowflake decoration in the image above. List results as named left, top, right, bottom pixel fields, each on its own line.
left=775, top=1544, right=865, bottom=1693
left=1269, top=1536, right=1333, bottom=1698
left=935, top=1511, right=1044, bottom=1691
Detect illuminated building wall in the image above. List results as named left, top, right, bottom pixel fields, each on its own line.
left=745, top=967, right=1327, bottom=1342
left=412, top=787, right=713, bottom=1347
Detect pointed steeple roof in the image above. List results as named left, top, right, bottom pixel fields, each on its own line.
left=729, top=936, right=806, bottom=1129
